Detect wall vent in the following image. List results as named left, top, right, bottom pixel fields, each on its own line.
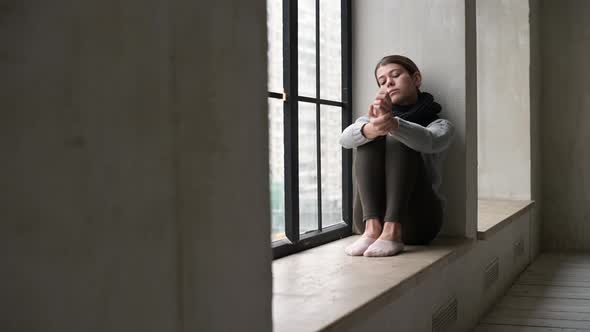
left=484, top=257, right=500, bottom=290
left=432, top=297, right=458, bottom=332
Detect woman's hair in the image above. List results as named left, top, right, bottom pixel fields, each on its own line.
left=374, top=55, right=420, bottom=86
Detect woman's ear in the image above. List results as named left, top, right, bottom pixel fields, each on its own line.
left=413, top=71, right=422, bottom=89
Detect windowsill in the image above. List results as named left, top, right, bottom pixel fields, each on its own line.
left=477, top=199, right=534, bottom=240
left=272, top=235, right=473, bottom=332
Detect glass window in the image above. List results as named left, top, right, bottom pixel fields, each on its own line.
left=267, top=0, right=352, bottom=258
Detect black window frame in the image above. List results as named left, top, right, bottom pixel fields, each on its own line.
left=268, top=0, right=353, bottom=259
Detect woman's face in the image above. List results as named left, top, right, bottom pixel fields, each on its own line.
left=375, top=63, right=421, bottom=105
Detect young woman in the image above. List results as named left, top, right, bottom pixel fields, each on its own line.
left=339, top=55, right=454, bottom=257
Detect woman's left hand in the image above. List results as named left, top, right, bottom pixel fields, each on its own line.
left=371, top=87, right=393, bottom=115
left=369, top=87, right=399, bottom=135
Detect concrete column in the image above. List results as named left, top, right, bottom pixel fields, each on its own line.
left=1, top=0, right=178, bottom=331
left=172, top=0, right=272, bottom=331
left=539, top=0, right=590, bottom=250
left=529, top=0, right=542, bottom=259
left=0, top=0, right=272, bottom=331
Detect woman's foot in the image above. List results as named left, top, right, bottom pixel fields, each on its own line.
left=363, top=221, right=404, bottom=257
left=345, top=236, right=377, bottom=256
left=363, top=239, right=404, bottom=257
left=344, top=218, right=382, bottom=256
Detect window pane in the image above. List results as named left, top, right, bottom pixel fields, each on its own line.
left=269, top=98, right=286, bottom=242
left=319, top=0, right=342, bottom=101
left=298, top=0, right=316, bottom=98
left=320, top=105, right=343, bottom=228
left=267, top=0, right=283, bottom=93
left=298, top=102, right=318, bottom=234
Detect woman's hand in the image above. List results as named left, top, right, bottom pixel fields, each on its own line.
left=371, top=87, right=393, bottom=114
left=362, top=88, right=399, bottom=139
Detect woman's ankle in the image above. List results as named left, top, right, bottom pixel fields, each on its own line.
left=381, top=221, right=403, bottom=242
left=363, top=218, right=383, bottom=238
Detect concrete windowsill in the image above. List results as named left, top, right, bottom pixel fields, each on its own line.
left=272, top=235, right=473, bottom=332
left=477, top=199, right=534, bottom=240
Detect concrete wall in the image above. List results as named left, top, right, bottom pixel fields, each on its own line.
left=476, top=0, right=531, bottom=200
left=353, top=0, right=478, bottom=238
left=539, top=0, right=590, bottom=250
left=0, top=0, right=272, bottom=331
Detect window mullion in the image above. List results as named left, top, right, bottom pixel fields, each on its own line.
left=341, top=0, right=352, bottom=227
left=283, top=0, right=299, bottom=243
left=315, top=0, right=322, bottom=232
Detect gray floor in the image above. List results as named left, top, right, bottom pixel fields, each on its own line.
left=475, top=253, right=590, bottom=331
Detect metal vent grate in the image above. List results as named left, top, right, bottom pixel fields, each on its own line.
left=484, top=257, right=500, bottom=290
left=432, top=297, right=458, bottom=332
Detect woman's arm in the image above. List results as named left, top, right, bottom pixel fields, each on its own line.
left=339, top=116, right=371, bottom=149
left=391, top=118, right=455, bottom=153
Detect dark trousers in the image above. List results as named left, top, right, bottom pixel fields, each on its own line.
left=354, top=137, right=442, bottom=245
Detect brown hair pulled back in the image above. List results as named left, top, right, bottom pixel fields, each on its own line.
left=374, top=55, right=420, bottom=86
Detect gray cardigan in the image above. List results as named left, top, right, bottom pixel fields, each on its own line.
left=339, top=116, right=455, bottom=209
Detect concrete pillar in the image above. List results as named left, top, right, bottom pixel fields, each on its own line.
left=0, top=0, right=272, bottom=331
left=173, top=0, right=272, bottom=330
left=1, top=1, right=178, bottom=331
left=539, top=0, right=590, bottom=250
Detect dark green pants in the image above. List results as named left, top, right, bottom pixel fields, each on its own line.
left=353, top=137, right=442, bottom=245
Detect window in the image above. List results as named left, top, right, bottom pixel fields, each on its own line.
left=267, top=0, right=352, bottom=259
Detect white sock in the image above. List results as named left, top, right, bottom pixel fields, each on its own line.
left=363, top=239, right=404, bottom=257
left=345, top=236, right=377, bottom=256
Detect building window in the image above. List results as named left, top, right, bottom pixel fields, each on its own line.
left=267, top=0, right=352, bottom=259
